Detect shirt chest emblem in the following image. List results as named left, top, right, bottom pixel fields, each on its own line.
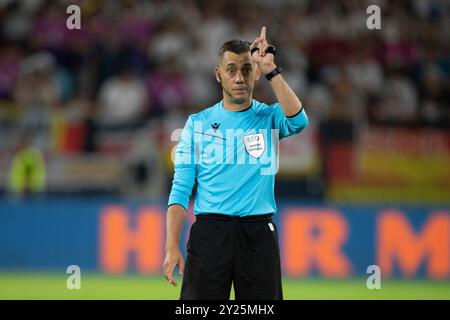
left=243, top=133, right=265, bottom=159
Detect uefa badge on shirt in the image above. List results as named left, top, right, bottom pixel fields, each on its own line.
left=243, top=132, right=265, bottom=159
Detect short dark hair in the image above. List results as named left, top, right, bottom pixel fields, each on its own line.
left=218, top=39, right=251, bottom=61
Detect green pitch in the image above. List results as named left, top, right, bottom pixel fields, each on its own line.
left=0, top=272, right=448, bottom=300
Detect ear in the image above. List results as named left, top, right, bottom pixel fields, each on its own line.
left=214, top=66, right=221, bottom=83
left=254, top=64, right=261, bottom=81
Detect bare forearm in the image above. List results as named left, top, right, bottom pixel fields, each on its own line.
left=269, top=70, right=302, bottom=117
left=165, top=204, right=186, bottom=250
left=163, top=204, right=186, bottom=286
left=250, top=26, right=303, bottom=117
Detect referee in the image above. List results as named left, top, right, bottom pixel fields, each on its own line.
left=163, top=27, right=308, bottom=300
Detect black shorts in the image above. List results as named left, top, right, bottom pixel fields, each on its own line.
left=180, top=213, right=283, bottom=300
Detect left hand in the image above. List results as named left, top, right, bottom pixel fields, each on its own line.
left=250, top=26, right=277, bottom=74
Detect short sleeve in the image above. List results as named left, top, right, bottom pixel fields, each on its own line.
left=272, top=103, right=308, bottom=139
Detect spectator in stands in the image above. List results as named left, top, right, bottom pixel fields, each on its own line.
left=14, top=51, right=60, bottom=150
left=8, top=130, right=46, bottom=197
left=97, top=62, right=148, bottom=130
left=146, top=56, right=190, bottom=117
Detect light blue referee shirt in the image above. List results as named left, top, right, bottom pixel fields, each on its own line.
left=168, top=99, right=308, bottom=216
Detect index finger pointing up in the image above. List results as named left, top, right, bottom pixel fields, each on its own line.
left=260, top=26, right=266, bottom=39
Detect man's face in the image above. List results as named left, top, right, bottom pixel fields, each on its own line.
left=215, top=51, right=260, bottom=104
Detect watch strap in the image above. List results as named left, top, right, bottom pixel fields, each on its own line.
left=265, top=66, right=282, bottom=81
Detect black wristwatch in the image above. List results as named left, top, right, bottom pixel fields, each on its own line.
left=265, top=66, right=282, bottom=81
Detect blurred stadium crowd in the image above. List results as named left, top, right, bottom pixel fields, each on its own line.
left=0, top=0, right=448, bottom=199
